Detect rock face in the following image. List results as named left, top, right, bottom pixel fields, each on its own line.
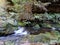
left=32, top=0, right=60, bottom=13
left=37, top=0, right=60, bottom=3
left=0, top=0, right=18, bottom=36
left=0, top=17, right=18, bottom=36
left=32, top=4, right=60, bottom=13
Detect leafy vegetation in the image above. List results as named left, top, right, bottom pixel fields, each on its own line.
left=28, top=31, right=60, bottom=44
left=0, top=0, right=60, bottom=44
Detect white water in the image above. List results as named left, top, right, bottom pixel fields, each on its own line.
left=51, top=27, right=56, bottom=30
left=14, top=27, right=28, bottom=35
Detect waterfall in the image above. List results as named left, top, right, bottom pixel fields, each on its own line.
left=51, top=27, right=56, bottom=30
left=14, top=27, right=28, bottom=36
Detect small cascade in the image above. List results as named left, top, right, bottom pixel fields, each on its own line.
left=14, top=27, right=28, bottom=36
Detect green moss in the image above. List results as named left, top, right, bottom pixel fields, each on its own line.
left=18, top=22, right=26, bottom=26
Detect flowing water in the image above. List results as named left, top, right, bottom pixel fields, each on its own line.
left=14, top=26, right=28, bottom=36
left=0, top=26, right=29, bottom=45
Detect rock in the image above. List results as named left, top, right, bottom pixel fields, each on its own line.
left=0, top=21, right=7, bottom=27
left=7, top=18, right=18, bottom=26
left=0, top=19, right=7, bottom=31
left=32, top=24, right=40, bottom=30
left=32, top=2, right=60, bottom=13
left=0, top=16, right=18, bottom=35
left=49, top=40, right=58, bottom=45
left=0, top=28, right=6, bottom=31
left=37, top=0, right=60, bottom=3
